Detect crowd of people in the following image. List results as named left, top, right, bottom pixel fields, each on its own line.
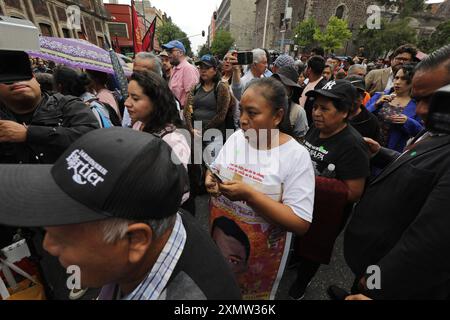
left=0, top=39, right=449, bottom=301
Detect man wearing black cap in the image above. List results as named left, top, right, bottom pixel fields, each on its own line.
left=346, top=75, right=380, bottom=142
left=0, top=128, right=241, bottom=300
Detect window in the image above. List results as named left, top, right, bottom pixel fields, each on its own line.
left=97, top=36, right=104, bottom=48
left=39, top=23, right=53, bottom=36
left=335, top=5, right=345, bottom=19
left=62, top=28, right=71, bottom=38
left=280, top=13, right=285, bottom=28
left=78, top=31, right=86, bottom=40
left=107, top=22, right=129, bottom=39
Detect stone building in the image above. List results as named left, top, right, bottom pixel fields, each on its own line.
left=214, top=0, right=256, bottom=50
left=255, top=0, right=450, bottom=55
left=255, top=0, right=372, bottom=55
left=0, top=0, right=110, bottom=47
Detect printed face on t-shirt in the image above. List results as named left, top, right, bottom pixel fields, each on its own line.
left=212, top=227, right=248, bottom=274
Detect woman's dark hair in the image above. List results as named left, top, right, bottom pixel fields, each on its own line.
left=199, top=66, right=222, bottom=86
left=53, top=65, right=89, bottom=97
left=130, top=71, right=182, bottom=133
left=86, top=69, right=109, bottom=86
left=245, top=77, right=293, bottom=135
left=395, top=63, right=416, bottom=84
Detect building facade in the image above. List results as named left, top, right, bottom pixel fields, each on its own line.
left=215, top=0, right=256, bottom=50
left=255, top=0, right=450, bottom=56
left=255, top=0, right=372, bottom=55
left=0, top=0, right=110, bottom=47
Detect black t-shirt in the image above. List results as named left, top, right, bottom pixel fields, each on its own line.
left=349, top=106, right=381, bottom=142
left=304, top=125, right=370, bottom=180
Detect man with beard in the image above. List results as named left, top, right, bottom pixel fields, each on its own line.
left=162, top=40, right=199, bottom=109
left=365, top=44, right=417, bottom=95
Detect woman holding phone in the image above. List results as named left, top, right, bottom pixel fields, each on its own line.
left=205, top=78, right=315, bottom=299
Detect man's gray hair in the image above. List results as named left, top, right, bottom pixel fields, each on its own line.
left=101, top=215, right=175, bottom=244
left=348, top=64, right=367, bottom=76
left=252, top=48, right=267, bottom=64
left=135, top=52, right=163, bottom=76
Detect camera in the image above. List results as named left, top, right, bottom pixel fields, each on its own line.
left=426, top=84, right=450, bottom=134
left=0, top=15, right=40, bottom=84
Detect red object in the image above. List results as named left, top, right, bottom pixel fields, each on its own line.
left=142, top=17, right=157, bottom=52
left=131, top=0, right=143, bottom=53
left=295, top=176, right=349, bottom=264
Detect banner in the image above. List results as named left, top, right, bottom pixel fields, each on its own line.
left=209, top=167, right=291, bottom=300
left=142, top=17, right=157, bottom=52
left=131, top=0, right=143, bottom=53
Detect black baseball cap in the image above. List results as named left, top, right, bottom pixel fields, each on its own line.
left=306, top=79, right=357, bottom=107
left=0, top=128, right=188, bottom=227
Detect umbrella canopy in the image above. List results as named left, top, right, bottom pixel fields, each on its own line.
left=27, top=36, right=132, bottom=76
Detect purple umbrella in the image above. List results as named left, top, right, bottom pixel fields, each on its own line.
left=27, top=36, right=132, bottom=76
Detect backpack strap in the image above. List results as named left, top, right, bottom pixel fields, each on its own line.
left=90, top=101, right=113, bottom=128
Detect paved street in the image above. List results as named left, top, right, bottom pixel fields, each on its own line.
left=194, top=195, right=354, bottom=300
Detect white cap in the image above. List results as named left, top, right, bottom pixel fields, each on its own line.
left=327, top=163, right=336, bottom=171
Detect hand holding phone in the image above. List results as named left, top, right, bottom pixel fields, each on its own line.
left=205, top=162, right=223, bottom=183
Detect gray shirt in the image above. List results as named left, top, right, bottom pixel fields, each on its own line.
left=193, top=86, right=217, bottom=128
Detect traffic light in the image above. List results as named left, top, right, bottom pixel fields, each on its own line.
left=213, top=11, right=217, bottom=20
left=202, top=30, right=205, bottom=37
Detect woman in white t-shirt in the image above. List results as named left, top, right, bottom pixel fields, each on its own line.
left=205, top=78, right=315, bottom=299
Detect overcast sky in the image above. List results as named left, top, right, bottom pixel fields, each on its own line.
left=106, top=0, right=445, bottom=53
left=105, top=0, right=222, bottom=53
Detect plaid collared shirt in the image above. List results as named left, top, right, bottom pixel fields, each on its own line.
left=124, top=213, right=186, bottom=300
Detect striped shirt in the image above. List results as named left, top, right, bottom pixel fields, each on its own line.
left=125, top=213, right=186, bottom=300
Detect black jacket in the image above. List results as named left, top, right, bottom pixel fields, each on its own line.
left=344, top=133, right=450, bottom=299
left=302, top=77, right=329, bottom=126
left=0, top=93, right=99, bottom=164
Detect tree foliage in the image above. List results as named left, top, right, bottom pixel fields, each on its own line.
left=419, top=20, right=450, bottom=53
left=210, top=30, right=235, bottom=58
left=156, top=21, right=192, bottom=55
left=198, top=44, right=211, bottom=57
left=355, top=18, right=417, bottom=58
left=293, top=18, right=319, bottom=51
left=313, top=16, right=352, bottom=54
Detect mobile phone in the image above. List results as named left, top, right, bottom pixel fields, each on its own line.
left=236, top=51, right=253, bottom=65
left=205, top=163, right=223, bottom=183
